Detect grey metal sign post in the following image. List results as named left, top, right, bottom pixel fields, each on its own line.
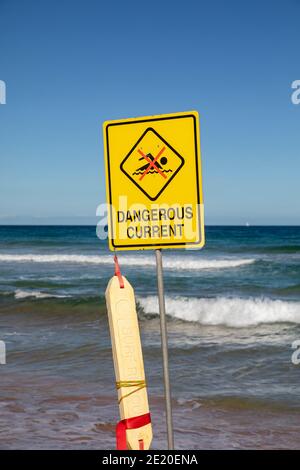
left=155, top=249, right=174, bottom=449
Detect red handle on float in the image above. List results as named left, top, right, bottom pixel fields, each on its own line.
left=116, top=413, right=151, bottom=450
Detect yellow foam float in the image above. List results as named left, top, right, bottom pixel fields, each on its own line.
left=105, top=273, right=153, bottom=450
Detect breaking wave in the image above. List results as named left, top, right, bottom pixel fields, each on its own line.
left=138, top=295, right=300, bottom=327
left=0, top=254, right=255, bottom=271
left=14, top=289, right=70, bottom=300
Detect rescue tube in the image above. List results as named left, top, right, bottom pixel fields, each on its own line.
left=105, top=275, right=153, bottom=450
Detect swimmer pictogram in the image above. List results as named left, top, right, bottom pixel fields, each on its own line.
left=120, top=128, right=185, bottom=201
left=133, top=148, right=171, bottom=180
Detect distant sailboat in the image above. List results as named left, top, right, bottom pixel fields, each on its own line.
left=246, top=222, right=250, bottom=227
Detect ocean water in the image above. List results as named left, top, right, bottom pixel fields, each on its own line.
left=0, top=225, right=300, bottom=449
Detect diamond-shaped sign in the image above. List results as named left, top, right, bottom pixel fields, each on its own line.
left=120, top=128, right=185, bottom=201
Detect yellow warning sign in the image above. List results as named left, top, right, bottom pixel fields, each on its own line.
left=103, top=111, right=205, bottom=250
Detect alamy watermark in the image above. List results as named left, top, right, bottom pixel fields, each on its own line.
left=291, top=340, right=300, bottom=365
left=96, top=199, right=204, bottom=246
left=291, top=80, right=300, bottom=105
left=0, top=340, right=6, bottom=365
left=0, top=80, right=6, bottom=104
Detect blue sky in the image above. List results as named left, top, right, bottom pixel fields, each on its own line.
left=0, top=0, right=299, bottom=225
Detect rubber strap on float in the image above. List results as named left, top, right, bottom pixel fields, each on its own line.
left=114, top=254, right=124, bottom=288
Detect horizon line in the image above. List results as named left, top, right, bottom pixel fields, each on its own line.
left=0, top=224, right=299, bottom=227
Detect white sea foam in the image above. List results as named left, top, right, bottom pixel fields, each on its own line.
left=14, top=289, right=69, bottom=300
left=0, top=254, right=255, bottom=270
left=138, top=296, right=300, bottom=327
